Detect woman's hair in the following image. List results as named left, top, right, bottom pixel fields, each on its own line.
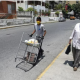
left=36, top=17, right=41, bottom=21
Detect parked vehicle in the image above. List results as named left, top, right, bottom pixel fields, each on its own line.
left=70, top=16, right=75, bottom=20
left=58, top=17, right=66, bottom=22
left=78, top=16, right=80, bottom=20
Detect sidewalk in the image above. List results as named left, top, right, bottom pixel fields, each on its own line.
left=0, top=21, right=57, bottom=30
left=37, top=46, right=80, bottom=80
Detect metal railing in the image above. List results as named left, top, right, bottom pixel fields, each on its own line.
left=17, top=11, right=32, bottom=17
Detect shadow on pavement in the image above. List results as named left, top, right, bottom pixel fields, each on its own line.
left=64, top=60, right=74, bottom=67
left=33, top=55, right=45, bottom=66
left=64, top=60, right=80, bottom=68
left=16, top=55, right=45, bottom=72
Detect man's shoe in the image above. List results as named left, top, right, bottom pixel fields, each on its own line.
left=73, top=67, right=77, bottom=71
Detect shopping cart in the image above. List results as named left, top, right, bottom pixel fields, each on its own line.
left=15, top=32, right=43, bottom=67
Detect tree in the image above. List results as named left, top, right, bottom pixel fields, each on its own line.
left=55, top=11, right=59, bottom=17
left=71, top=3, right=80, bottom=16
left=48, top=10, right=51, bottom=16
left=18, top=7, right=24, bottom=11
left=62, top=3, right=72, bottom=18
left=62, top=8, right=68, bottom=18
left=76, top=3, right=80, bottom=14
left=54, top=4, right=63, bottom=10
left=67, top=4, right=72, bottom=12
left=71, top=4, right=76, bottom=15
left=57, top=4, right=63, bottom=9
left=45, top=3, right=49, bottom=8
left=42, top=10, right=44, bottom=15
left=26, top=7, right=34, bottom=11
left=26, top=7, right=38, bottom=15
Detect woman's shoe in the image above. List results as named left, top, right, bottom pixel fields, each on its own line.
left=73, top=67, right=77, bottom=71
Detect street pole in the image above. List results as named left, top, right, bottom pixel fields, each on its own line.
left=41, top=0, right=42, bottom=16
left=20, top=0, right=21, bottom=6
left=33, top=1, right=35, bottom=23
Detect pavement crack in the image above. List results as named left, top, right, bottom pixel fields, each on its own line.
left=6, top=34, right=10, bottom=35
left=47, top=44, right=50, bottom=46
left=46, top=51, right=49, bottom=53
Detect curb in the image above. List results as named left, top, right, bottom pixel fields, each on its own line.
left=0, top=21, right=57, bottom=30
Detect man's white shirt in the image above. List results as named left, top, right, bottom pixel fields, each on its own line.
left=70, top=23, right=80, bottom=49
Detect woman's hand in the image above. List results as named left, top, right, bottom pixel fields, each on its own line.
left=69, top=39, right=71, bottom=44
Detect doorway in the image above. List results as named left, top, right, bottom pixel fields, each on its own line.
left=8, top=4, right=12, bottom=13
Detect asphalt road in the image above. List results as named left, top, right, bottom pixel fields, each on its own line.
left=0, top=19, right=80, bottom=80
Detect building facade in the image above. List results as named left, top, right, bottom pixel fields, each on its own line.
left=0, top=1, right=16, bottom=19
left=16, top=1, right=48, bottom=12
left=66, top=1, right=80, bottom=5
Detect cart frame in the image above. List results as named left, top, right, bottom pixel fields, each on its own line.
left=15, top=32, right=43, bottom=65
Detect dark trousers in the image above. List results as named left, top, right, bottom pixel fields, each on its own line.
left=72, top=46, right=80, bottom=67
left=36, top=36, right=43, bottom=59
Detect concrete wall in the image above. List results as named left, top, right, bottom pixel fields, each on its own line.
left=17, top=11, right=32, bottom=17
left=49, top=12, right=63, bottom=21
left=50, top=12, right=63, bottom=17
left=0, top=16, right=49, bottom=26
left=49, top=17, right=59, bottom=21
left=45, top=8, right=48, bottom=12
left=0, top=18, right=32, bottom=26
left=35, top=16, right=49, bottom=23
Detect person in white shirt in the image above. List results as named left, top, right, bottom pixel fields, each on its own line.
left=69, top=23, right=80, bottom=71
left=30, top=17, right=46, bottom=59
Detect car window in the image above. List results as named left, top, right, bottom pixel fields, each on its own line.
left=60, top=17, right=62, bottom=19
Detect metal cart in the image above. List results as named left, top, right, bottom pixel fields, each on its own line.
left=15, top=32, right=41, bottom=66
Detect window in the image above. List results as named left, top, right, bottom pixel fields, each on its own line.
left=12, top=3, right=16, bottom=11
left=76, top=1, right=79, bottom=4
left=17, top=0, right=23, bottom=3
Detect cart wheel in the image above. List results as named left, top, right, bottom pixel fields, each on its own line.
left=33, top=60, right=37, bottom=66
left=24, top=70, right=27, bottom=72
left=15, top=58, right=16, bottom=62
left=33, top=63, right=36, bottom=66
left=16, top=65, right=18, bottom=68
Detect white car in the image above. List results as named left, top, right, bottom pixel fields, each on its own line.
left=58, top=17, right=66, bottom=22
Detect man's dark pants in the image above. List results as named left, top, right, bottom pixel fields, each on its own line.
left=36, top=36, right=43, bottom=59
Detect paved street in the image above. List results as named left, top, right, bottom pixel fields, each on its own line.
left=0, top=19, right=80, bottom=80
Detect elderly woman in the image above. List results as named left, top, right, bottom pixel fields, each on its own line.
left=69, top=23, right=80, bottom=71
